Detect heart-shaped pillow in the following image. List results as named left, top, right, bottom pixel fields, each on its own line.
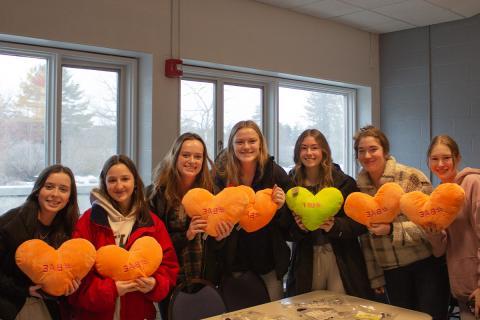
left=95, top=236, right=163, bottom=281
left=15, top=238, right=96, bottom=296
left=237, top=186, right=278, bottom=233
left=182, top=187, right=249, bottom=237
left=344, top=182, right=404, bottom=226
left=400, top=183, right=465, bottom=230
left=286, top=186, right=344, bottom=231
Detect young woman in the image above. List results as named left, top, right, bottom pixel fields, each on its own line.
left=146, top=133, right=230, bottom=317
left=69, top=155, right=179, bottom=320
left=286, top=129, right=372, bottom=299
left=354, top=125, right=449, bottom=320
left=425, top=135, right=480, bottom=319
left=0, top=164, right=80, bottom=320
left=214, top=120, right=293, bottom=301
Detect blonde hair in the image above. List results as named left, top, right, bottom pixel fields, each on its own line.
left=292, top=129, right=333, bottom=188
left=151, top=133, right=214, bottom=210
left=217, top=120, right=269, bottom=185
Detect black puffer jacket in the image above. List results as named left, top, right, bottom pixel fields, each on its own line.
left=212, top=156, right=294, bottom=283
left=0, top=207, right=62, bottom=320
left=286, top=165, right=373, bottom=299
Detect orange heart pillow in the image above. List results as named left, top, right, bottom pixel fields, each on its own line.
left=344, top=182, right=404, bottom=226
left=95, top=236, right=163, bottom=281
left=237, top=186, right=278, bottom=233
left=15, top=238, right=96, bottom=296
left=400, top=183, right=465, bottom=230
left=182, top=187, right=249, bottom=237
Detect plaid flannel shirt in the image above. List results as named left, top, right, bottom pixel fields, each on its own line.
left=357, top=156, right=433, bottom=289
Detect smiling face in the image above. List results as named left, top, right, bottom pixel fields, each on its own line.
left=176, top=139, right=204, bottom=180
left=357, top=136, right=387, bottom=177
left=38, top=172, right=72, bottom=216
left=233, top=128, right=261, bottom=164
left=105, top=163, right=135, bottom=212
left=299, top=135, right=323, bottom=169
left=428, top=143, right=458, bottom=183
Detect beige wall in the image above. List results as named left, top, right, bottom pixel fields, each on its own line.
left=0, top=0, right=379, bottom=177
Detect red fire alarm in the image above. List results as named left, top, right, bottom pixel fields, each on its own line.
left=165, top=58, right=183, bottom=78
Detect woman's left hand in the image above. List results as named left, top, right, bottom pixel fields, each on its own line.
left=135, top=277, right=156, bottom=293
left=368, top=223, right=391, bottom=236
left=65, top=278, right=81, bottom=296
left=271, top=184, right=285, bottom=208
left=469, top=288, right=480, bottom=318
left=215, top=220, right=234, bottom=241
left=319, top=217, right=335, bottom=232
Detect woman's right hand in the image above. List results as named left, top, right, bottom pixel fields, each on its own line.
left=29, top=284, right=43, bottom=298
left=422, top=223, right=442, bottom=235
left=374, top=286, right=385, bottom=295
left=293, top=213, right=308, bottom=232
left=115, top=280, right=138, bottom=297
left=186, top=215, right=208, bottom=241
left=65, top=278, right=81, bottom=296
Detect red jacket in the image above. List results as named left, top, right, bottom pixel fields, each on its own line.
left=69, top=205, right=179, bottom=320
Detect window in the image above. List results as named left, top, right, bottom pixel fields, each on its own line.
left=0, top=43, right=136, bottom=214
left=180, top=66, right=355, bottom=175
left=180, top=72, right=266, bottom=157
left=279, top=84, right=354, bottom=172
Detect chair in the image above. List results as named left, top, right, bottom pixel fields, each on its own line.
left=448, top=297, right=460, bottom=319
left=220, top=271, right=271, bottom=312
left=168, top=279, right=226, bottom=320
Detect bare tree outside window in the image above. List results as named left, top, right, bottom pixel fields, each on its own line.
left=180, top=80, right=215, bottom=156
left=0, top=53, right=120, bottom=214
left=0, top=56, right=46, bottom=213
left=279, top=87, right=347, bottom=172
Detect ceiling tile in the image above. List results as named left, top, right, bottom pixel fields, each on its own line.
left=340, top=0, right=408, bottom=10
left=426, top=0, right=480, bottom=17
left=334, top=10, right=395, bottom=25
left=364, top=20, right=416, bottom=33
left=294, top=0, right=361, bottom=18
left=374, top=0, right=463, bottom=26
left=254, top=0, right=318, bottom=9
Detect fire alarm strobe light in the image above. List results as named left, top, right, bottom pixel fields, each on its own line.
left=165, top=59, right=183, bottom=78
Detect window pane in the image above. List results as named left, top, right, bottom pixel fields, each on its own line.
left=180, top=80, right=215, bottom=157
left=224, top=84, right=262, bottom=141
left=0, top=54, right=46, bottom=214
left=278, top=87, right=347, bottom=172
left=61, top=67, right=118, bottom=213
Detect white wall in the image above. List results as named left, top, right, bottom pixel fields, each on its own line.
left=0, top=0, right=380, bottom=178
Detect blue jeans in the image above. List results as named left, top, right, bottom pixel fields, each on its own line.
left=384, top=255, right=450, bottom=320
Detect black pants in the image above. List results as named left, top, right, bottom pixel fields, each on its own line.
left=384, top=255, right=450, bottom=320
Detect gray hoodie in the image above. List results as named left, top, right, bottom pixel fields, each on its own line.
left=427, top=167, right=480, bottom=301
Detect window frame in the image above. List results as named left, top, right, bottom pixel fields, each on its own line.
left=0, top=41, right=138, bottom=165
left=181, top=65, right=357, bottom=175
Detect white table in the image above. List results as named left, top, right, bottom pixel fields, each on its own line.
left=204, top=290, right=432, bottom=320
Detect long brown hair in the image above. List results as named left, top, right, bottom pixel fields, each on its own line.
left=217, top=120, right=269, bottom=185
left=24, top=164, right=79, bottom=247
left=151, top=132, right=214, bottom=211
left=99, top=155, right=151, bottom=225
left=292, top=129, right=334, bottom=188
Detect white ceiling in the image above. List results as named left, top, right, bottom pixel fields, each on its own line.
left=254, top=0, right=480, bottom=33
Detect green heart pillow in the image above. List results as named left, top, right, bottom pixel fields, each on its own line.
left=286, top=186, right=344, bottom=231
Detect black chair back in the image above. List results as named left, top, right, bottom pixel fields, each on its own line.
left=168, top=279, right=226, bottom=320
left=220, top=271, right=270, bottom=312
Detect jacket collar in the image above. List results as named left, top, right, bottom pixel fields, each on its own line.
left=90, top=203, right=154, bottom=232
